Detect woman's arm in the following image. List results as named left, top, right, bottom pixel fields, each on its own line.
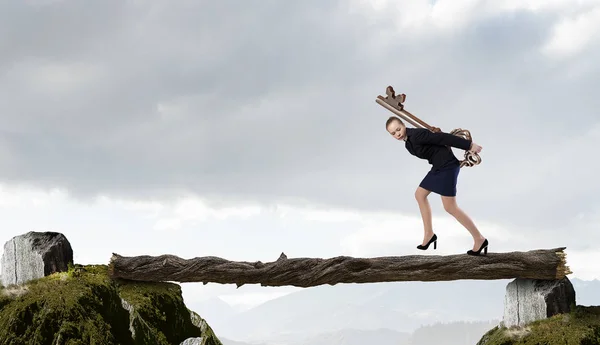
left=413, top=129, right=472, bottom=150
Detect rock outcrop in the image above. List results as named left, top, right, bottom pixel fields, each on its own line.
left=478, top=305, right=600, bottom=345
left=501, top=277, right=576, bottom=328
left=0, top=264, right=223, bottom=345
left=1, top=231, right=73, bottom=287
left=0, top=231, right=223, bottom=345
left=181, top=338, right=203, bottom=345
left=180, top=310, right=216, bottom=345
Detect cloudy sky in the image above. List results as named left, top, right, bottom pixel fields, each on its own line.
left=1, top=0, right=599, bottom=309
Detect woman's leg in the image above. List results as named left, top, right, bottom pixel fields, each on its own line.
left=415, top=187, right=434, bottom=245
left=441, top=196, right=486, bottom=250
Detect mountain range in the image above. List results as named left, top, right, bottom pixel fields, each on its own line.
left=189, top=278, right=600, bottom=345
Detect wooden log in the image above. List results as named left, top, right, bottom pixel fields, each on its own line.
left=107, top=248, right=571, bottom=288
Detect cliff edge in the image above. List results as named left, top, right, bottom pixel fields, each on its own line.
left=0, top=231, right=222, bottom=345
left=0, top=264, right=222, bottom=345
left=478, top=305, right=600, bottom=344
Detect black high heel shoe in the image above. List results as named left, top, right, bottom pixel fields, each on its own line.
left=467, top=239, right=488, bottom=256
left=417, top=234, right=437, bottom=250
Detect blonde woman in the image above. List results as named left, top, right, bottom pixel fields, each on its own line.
left=385, top=116, right=488, bottom=256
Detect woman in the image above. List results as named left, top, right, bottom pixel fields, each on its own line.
left=385, top=116, right=488, bottom=256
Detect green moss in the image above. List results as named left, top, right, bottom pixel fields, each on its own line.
left=116, top=279, right=203, bottom=344
left=188, top=310, right=223, bottom=345
left=200, top=327, right=223, bottom=345
left=0, top=264, right=223, bottom=345
left=477, top=305, right=600, bottom=345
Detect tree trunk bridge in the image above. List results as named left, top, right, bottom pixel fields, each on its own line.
left=107, top=247, right=570, bottom=288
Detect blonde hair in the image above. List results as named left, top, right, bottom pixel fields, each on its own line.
left=385, top=116, right=403, bottom=128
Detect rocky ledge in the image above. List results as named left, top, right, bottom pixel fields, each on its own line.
left=476, top=274, right=599, bottom=344
left=0, top=263, right=223, bottom=345
left=0, top=232, right=222, bottom=345
left=478, top=305, right=600, bottom=344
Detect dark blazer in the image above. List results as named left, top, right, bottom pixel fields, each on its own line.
left=404, top=128, right=472, bottom=170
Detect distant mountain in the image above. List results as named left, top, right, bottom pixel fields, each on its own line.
left=193, top=297, right=238, bottom=325
left=300, top=328, right=411, bottom=345
left=195, top=277, right=600, bottom=344
left=220, top=338, right=269, bottom=345
left=212, top=280, right=510, bottom=341
left=220, top=321, right=496, bottom=345
left=220, top=327, right=410, bottom=345
left=409, top=320, right=499, bottom=345
left=571, top=278, right=600, bottom=305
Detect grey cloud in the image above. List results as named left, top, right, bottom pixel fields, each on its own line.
left=1, top=1, right=599, bottom=240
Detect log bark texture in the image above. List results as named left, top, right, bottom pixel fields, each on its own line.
left=107, top=248, right=570, bottom=288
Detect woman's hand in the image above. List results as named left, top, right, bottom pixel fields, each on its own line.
left=470, top=142, right=482, bottom=153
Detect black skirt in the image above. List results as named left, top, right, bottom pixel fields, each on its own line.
left=419, top=164, right=461, bottom=197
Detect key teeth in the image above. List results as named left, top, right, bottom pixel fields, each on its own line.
left=386, top=86, right=395, bottom=98
left=384, top=86, right=406, bottom=109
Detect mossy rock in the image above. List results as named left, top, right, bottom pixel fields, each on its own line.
left=477, top=305, right=600, bottom=345
left=0, top=264, right=223, bottom=345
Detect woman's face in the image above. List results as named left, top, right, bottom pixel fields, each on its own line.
left=386, top=120, right=406, bottom=141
